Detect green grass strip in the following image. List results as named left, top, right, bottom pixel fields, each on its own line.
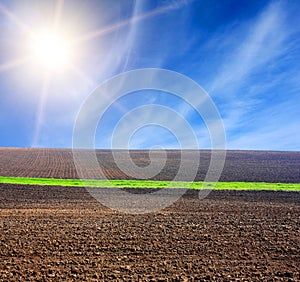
left=0, top=176, right=300, bottom=191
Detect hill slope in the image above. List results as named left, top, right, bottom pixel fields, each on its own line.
left=0, top=148, right=299, bottom=183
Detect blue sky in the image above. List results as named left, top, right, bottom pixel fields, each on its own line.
left=0, top=0, right=299, bottom=150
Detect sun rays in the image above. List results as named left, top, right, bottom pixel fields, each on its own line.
left=0, top=0, right=191, bottom=147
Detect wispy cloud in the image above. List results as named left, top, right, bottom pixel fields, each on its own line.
left=209, top=1, right=291, bottom=95
left=198, top=1, right=300, bottom=150
left=227, top=123, right=300, bottom=151
left=80, top=1, right=300, bottom=151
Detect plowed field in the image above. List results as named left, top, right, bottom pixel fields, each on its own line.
left=0, top=148, right=299, bottom=281
left=1, top=148, right=300, bottom=182
left=0, top=185, right=299, bottom=281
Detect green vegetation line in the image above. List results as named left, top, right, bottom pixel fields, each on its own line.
left=0, top=176, right=300, bottom=191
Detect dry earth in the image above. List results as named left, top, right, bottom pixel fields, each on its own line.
left=0, top=184, right=299, bottom=281
left=0, top=148, right=300, bottom=281
left=0, top=148, right=300, bottom=182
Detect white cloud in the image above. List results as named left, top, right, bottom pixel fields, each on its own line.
left=209, top=1, right=290, bottom=95
left=195, top=1, right=300, bottom=150
left=227, top=122, right=300, bottom=151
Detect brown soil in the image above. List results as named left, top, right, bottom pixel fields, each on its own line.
left=1, top=148, right=300, bottom=182
left=1, top=184, right=299, bottom=281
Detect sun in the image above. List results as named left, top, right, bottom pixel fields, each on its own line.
left=29, top=30, right=73, bottom=71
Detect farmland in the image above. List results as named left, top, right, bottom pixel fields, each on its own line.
left=1, top=184, right=299, bottom=281
left=0, top=148, right=300, bottom=281
left=1, top=148, right=300, bottom=182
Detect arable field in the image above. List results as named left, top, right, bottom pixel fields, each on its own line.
left=1, top=148, right=300, bottom=182
left=0, top=148, right=300, bottom=281
left=1, top=185, right=299, bottom=281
